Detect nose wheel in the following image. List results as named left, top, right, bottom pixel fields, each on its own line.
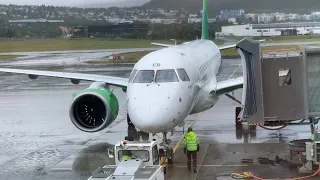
left=159, top=132, right=174, bottom=164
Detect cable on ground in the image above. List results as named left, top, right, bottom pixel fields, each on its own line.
left=258, top=124, right=287, bottom=130
left=231, top=163, right=320, bottom=180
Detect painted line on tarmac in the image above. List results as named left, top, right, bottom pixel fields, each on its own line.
left=194, top=142, right=208, bottom=180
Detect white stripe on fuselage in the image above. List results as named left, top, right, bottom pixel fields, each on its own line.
left=127, top=40, right=221, bottom=133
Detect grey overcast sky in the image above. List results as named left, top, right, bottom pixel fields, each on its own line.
left=0, top=0, right=151, bottom=7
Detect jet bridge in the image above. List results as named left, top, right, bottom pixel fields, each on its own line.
left=236, top=38, right=320, bottom=127
left=235, top=39, right=320, bottom=174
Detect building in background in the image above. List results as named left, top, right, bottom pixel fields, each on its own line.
left=311, top=12, right=320, bottom=20
left=216, top=22, right=320, bottom=37
left=8, top=19, right=64, bottom=27
left=88, top=23, right=148, bottom=38
left=188, top=18, right=216, bottom=23
left=219, top=9, right=245, bottom=21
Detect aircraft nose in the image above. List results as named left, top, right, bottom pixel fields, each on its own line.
left=128, top=89, right=187, bottom=133
left=128, top=100, right=172, bottom=133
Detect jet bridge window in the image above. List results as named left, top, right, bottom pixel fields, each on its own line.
left=155, top=69, right=179, bottom=83
left=177, top=68, right=190, bottom=81
left=279, top=68, right=292, bottom=86
left=133, top=70, right=155, bottom=83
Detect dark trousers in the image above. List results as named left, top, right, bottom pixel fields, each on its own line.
left=187, top=150, right=197, bottom=171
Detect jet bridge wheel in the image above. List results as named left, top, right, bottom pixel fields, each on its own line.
left=235, top=107, right=243, bottom=140
left=235, top=107, right=242, bottom=125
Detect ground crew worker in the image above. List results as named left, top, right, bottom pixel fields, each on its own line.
left=121, top=150, right=132, bottom=161
left=184, top=127, right=199, bottom=173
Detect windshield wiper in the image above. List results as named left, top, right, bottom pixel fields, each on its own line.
left=147, top=79, right=160, bottom=86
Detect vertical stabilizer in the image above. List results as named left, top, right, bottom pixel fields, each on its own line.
left=201, top=0, right=209, bottom=40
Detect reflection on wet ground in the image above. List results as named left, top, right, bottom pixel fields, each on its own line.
left=0, top=56, right=317, bottom=179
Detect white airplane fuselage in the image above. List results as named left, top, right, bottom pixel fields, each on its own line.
left=127, top=40, right=222, bottom=133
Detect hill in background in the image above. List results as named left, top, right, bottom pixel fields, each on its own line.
left=143, top=0, right=320, bottom=14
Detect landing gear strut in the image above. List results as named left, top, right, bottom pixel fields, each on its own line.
left=127, top=114, right=134, bottom=127
left=159, top=132, right=174, bottom=164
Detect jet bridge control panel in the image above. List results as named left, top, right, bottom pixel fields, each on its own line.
left=235, top=39, right=320, bottom=125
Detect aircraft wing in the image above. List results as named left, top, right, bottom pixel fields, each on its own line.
left=215, top=77, right=244, bottom=95
left=219, top=39, right=266, bottom=51
left=218, top=44, right=237, bottom=51
left=214, top=67, right=288, bottom=95
left=151, top=43, right=173, bottom=47
left=151, top=41, right=190, bottom=47
left=0, top=68, right=128, bottom=88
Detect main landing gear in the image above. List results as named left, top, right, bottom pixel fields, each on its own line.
left=159, top=132, right=174, bottom=164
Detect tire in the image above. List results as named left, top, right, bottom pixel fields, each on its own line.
left=168, top=148, right=174, bottom=164
left=249, top=125, right=257, bottom=138
left=235, top=107, right=242, bottom=125
left=236, top=124, right=243, bottom=140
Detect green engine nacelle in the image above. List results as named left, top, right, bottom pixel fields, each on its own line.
left=69, top=83, right=119, bottom=133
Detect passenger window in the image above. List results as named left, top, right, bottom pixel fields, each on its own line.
left=177, top=68, right=190, bottom=81
left=133, top=70, right=154, bottom=83
left=129, top=69, right=138, bottom=83
left=155, top=69, right=179, bottom=83
left=152, top=145, right=159, bottom=165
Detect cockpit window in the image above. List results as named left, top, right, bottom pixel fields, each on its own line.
left=133, top=70, right=154, bottom=83
left=177, top=68, right=190, bottom=81
left=155, top=69, right=179, bottom=83
left=129, top=69, right=138, bottom=83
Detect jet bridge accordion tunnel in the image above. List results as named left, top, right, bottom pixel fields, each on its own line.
left=236, top=38, right=320, bottom=128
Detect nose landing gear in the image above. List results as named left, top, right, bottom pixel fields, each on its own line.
left=127, top=114, right=134, bottom=127
left=159, top=132, right=174, bottom=165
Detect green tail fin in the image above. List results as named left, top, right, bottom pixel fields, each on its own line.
left=201, top=0, right=209, bottom=40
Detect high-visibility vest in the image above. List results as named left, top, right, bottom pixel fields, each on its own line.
left=122, top=155, right=132, bottom=161
left=184, top=132, right=199, bottom=151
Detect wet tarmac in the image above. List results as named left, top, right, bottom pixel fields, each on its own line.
left=0, top=48, right=159, bottom=67
left=0, top=52, right=318, bottom=180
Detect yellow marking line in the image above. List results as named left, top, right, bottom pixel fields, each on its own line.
left=161, top=112, right=203, bottom=166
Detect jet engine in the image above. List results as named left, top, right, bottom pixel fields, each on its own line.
left=69, top=82, right=119, bottom=132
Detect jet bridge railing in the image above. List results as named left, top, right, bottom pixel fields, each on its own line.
left=236, top=38, right=309, bottom=125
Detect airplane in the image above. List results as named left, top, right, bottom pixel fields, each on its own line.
left=0, top=0, right=264, bottom=162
